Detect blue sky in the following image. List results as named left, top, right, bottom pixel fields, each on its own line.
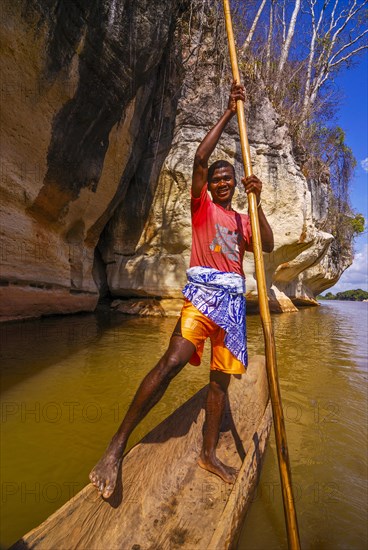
left=324, top=56, right=368, bottom=293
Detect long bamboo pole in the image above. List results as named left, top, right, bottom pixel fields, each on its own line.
left=222, top=1, right=301, bottom=549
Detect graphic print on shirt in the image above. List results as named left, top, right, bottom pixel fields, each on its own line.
left=209, top=223, right=241, bottom=262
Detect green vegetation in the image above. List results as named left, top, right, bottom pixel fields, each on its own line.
left=350, top=214, right=365, bottom=235
left=318, top=289, right=368, bottom=301
left=230, top=1, right=367, bottom=262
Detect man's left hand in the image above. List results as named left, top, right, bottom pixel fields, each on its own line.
left=241, top=175, right=262, bottom=201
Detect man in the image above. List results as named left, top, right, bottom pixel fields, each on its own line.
left=89, top=82, right=274, bottom=498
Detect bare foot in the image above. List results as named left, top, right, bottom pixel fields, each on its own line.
left=198, top=452, right=238, bottom=484
left=89, top=448, right=122, bottom=498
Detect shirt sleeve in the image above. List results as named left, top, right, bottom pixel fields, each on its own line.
left=191, top=184, right=209, bottom=219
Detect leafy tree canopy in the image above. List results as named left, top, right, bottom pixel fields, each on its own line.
left=318, top=289, right=368, bottom=301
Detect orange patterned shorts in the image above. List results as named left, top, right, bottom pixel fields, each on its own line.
left=173, top=300, right=246, bottom=375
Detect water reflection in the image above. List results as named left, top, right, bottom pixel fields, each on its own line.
left=0, top=302, right=367, bottom=549
left=239, top=302, right=367, bottom=550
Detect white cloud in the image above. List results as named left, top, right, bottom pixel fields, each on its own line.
left=328, top=243, right=368, bottom=293
left=361, top=158, right=368, bottom=172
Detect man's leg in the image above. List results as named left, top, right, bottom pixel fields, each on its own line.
left=89, top=333, right=195, bottom=498
left=198, top=370, right=237, bottom=484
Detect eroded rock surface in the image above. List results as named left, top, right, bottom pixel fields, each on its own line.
left=1, top=0, right=186, bottom=320
left=0, top=0, right=352, bottom=321
left=102, top=3, right=351, bottom=313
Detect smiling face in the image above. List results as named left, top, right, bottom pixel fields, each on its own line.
left=208, top=166, right=236, bottom=209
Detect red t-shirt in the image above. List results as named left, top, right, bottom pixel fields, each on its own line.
left=189, top=185, right=252, bottom=276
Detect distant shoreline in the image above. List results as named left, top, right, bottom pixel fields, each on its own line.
left=319, top=299, right=368, bottom=303
left=318, top=289, right=368, bottom=302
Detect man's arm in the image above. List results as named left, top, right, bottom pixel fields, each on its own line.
left=192, top=82, right=245, bottom=198
left=242, top=175, right=274, bottom=253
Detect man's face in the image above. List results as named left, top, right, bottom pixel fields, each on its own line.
left=208, top=166, right=236, bottom=207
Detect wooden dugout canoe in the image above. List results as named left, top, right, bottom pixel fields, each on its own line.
left=11, top=355, right=272, bottom=550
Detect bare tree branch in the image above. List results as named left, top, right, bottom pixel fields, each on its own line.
left=302, top=0, right=331, bottom=118
left=235, top=0, right=367, bottom=123
left=265, top=0, right=275, bottom=79
left=239, top=0, right=267, bottom=55
left=275, top=0, right=301, bottom=90
left=330, top=43, right=368, bottom=67
left=305, top=0, right=368, bottom=111
left=330, top=28, right=368, bottom=63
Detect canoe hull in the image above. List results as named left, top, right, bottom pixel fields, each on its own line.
left=11, top=355, right=272, bottom=550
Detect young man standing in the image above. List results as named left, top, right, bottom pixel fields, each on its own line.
left=90, top=82, right=274, bottom=498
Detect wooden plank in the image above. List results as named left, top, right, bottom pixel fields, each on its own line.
left=11, top=355, right=271, bottom=550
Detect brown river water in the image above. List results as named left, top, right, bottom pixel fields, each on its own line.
left=1, top=301, right=367, bottom=549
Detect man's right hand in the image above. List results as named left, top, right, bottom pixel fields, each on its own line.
left=227, top=81, right=245, bottom=114
left=192, top=81, right=246, bottom=198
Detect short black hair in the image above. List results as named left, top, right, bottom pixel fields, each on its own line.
left=207, top=160, right=236, bottom=184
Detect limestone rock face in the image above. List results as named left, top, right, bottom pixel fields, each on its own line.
left=1, top=0, right=352, bottom=321
left=103, top=4, right=350, bottom=313
left=0, top=0, right=186, bottom=321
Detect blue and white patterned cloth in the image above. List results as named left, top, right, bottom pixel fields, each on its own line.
left=182, top=266, right=247, bottom=367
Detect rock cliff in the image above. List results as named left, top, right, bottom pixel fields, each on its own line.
left=1, top=0, right=186, bottom=320
left=0, top=0, right=352, bottom=321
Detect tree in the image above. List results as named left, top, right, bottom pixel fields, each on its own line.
left=275, top=0, right=301, bottom=91
left=350, top=213, right=365, bottom=235
left=235, top=0, right=368, bottom=125
left=239, top=0, right=267, bottom=54
left=319, top=289, right=368, bottom=300
left=228, top=0, right=367, bottom=263
left=302, top=0, right=368, bottom=120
